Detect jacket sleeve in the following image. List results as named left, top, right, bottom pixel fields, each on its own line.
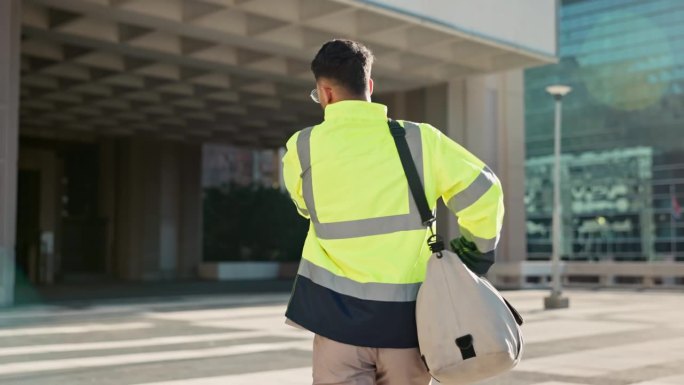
left=282, top=131, right=310, bottom=219
left=426, top=124, right=505, bottom=272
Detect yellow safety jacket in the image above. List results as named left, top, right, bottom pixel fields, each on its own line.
left=282, top=101, right=504, bottom=348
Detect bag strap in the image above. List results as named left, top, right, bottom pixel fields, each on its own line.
left=388, top=119, right=433, bottom=225
left=388, top=119, right=445, bottom=254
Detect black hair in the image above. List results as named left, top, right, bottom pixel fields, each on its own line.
left=311, top=39, right=374, bottom=96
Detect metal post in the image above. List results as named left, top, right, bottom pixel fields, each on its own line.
left=552, top=97, right=563, bottom=296
left=545, top=90, right=570, bottom=310
left=672, top=184, right=677, bottom=259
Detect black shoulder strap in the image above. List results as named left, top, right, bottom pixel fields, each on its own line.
left=388, top=119, right=433, bottom=226
left=389, top=119, right=445, bottom=254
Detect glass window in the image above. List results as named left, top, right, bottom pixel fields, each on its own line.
left=525, top=0, right=684, bottom=261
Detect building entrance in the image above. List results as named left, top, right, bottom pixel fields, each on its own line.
left=17, top=142, right=107, bottom=286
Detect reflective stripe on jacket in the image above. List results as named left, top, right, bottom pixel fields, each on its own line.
left=282, top=101, right=504, bottom=348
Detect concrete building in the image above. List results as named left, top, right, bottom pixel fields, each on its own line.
left=0, top=0, right=557, bottom=306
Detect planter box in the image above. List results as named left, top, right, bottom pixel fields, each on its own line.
left=198, top=261, right=280, bottom=281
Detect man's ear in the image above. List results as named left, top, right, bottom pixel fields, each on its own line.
left=368, top=78, right=374, bottom=95
left=323, top=86, right=334, bottom=104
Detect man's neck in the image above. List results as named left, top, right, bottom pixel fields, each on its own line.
left=333, top=95, right=370, bottom=103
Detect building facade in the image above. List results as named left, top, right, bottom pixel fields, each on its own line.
left=0, top=0, right=557, bottom=305
left=525, top=0, right=684, bottom=263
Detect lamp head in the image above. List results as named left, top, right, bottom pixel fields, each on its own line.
left=546, top=85, right=572, bottom=99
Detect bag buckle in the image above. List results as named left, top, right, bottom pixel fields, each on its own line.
left=425, top=220, right=445, bottom=256
left=429, top=234, right=445, bottom=255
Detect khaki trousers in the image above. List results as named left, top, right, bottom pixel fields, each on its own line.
left=312, top=335, right=430, bottom=385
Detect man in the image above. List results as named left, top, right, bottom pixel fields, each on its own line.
left=282, top=39, right=504, bottom=385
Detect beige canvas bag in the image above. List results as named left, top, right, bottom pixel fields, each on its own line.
left=416, top=250, right=524, bottom=384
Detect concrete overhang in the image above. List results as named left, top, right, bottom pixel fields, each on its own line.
left=19, top=0, right=557, bottom=146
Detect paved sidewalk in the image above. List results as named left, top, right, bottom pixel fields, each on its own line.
left=0, top=289, right=683, bottom=384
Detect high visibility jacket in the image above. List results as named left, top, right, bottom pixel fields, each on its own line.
left=282, top=101, right=504, bottom=348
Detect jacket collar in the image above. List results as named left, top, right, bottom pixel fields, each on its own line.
left=324, top=100, right=388, bottom=122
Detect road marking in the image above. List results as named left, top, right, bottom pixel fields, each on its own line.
left=145, top=306, right=286, bottom=321
left=521, top=319, right=649, bottom=344
left=516, top=337, right=684, bottom=377
left=0, top=322, right=152, bottom=337
left=607, top=310, right=684, bottom=325
left=0, top=294, right=289, bottom=321
left=529, top=382, right=587, bottom=385
left=195, top=317, right=306, bottom=333
left=132, top=367, right=312, bottom=385
left=630, top=374, right=684, bottom=385
left=0, top=340, right=312, bottom=376
left=0, top=330, right=309, bottom=357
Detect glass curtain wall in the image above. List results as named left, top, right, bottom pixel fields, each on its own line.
left=525, top=0, right=684, bottom=262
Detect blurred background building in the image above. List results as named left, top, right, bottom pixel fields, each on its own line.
left=525, top=0, right=684, bottom=265
left=0, top=0, right=557, bottom=305
left=4, top=0, right=684, bottom=306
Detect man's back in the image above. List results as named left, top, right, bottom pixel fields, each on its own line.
left=286, top=101, right=430, bottom=286
left=283, top=100, right=503, bottom=349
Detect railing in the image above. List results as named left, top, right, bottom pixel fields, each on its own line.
left=488, top=261, right=684, bottom=290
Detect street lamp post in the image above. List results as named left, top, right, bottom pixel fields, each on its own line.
left=544, top=85, right=571, bottom=310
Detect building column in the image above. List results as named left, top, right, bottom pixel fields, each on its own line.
left=492, top=70, right=528, bottom=267
left=435, top=80, right=465, bottom=245
left=127, top=139, right=163, bottom=280
left=112, top=139, right=202, bottom=281
left=462, top=71, right=527, bottom=267
left=177, top=143, right=203, bottom=279
left=0, top=0, right=21, bottom=306
left=157, top=141, right=203, bottom=279
left=159, top=141, right=180, bottom=278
